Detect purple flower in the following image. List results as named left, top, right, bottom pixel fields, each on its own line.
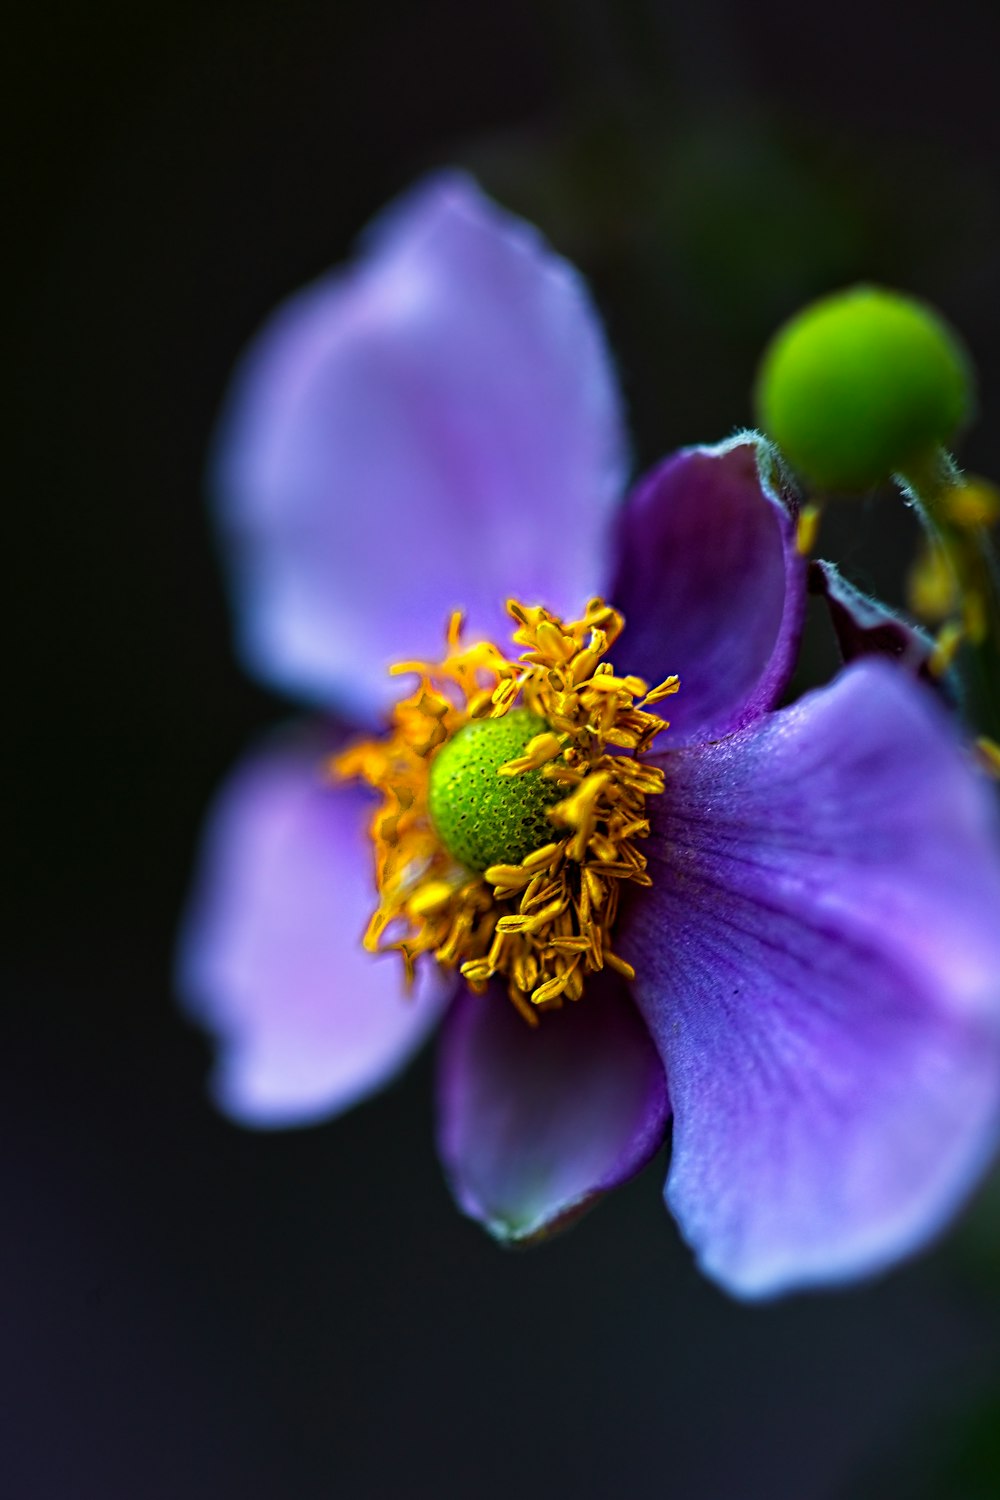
left=179, top=174, right=1000, bottom=1298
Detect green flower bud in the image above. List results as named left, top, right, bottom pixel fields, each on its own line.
left=755, top=285, right=973, bottom=491
left=428, top=709, right=563, bottom=873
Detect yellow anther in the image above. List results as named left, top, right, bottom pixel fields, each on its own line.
left=447, top=610, right=465, bottom=651
left=406, top=881, right=456, bottom=918
left=602, top=726, right=642, bottom=749
left=414, top=720, right=449, bottom=755
left=583, top=867, right=606, bottom=909
left=584, top=672, right=648, bottom=697
left=929, top=620, right=965, bottom=677
left=640, top=675, right=681, bottom=707
left=483, top=862, right=534, bottom=890
left=570, top=647, right=603, bottom=686
left=363, top=910, right=390, bottom=950
left=535, top=619, right=577, bottom=662
left=506, top=599, right=533, bottom=627
left=975, top=737, right=1000, bottom=778
left=497, top=732, right=565, bottom=776
left=522, top=877, right=561, bottom=910
left=613, top=761, right=665, bottom=793
left=553, top=771, right=610, bottom=827
left=488, top=929, right=510, bottom=970
left=389, top=659, right=430, bottom=678
left=796, top=504, right=822, bottom=556
left=588, top=833, right=619, bottom=862
left=508, top=987, right=540, bottom=1026
left=522, top=841, right=562, bottom=870
left=495, top=896, right=566, bottom=937
left=531, top=968, right=577, bottom=1007
left=491, top=679, right=519, bottom=710
left=908, top=541, right=957, bottom=623
left=944, top=478, right=1000, bottom=529
left=495, top=913, right=531, bottom=935
left=512, top=951, right=539, bottom=994
left=329, top=742, right=376, bottom=780
left=963, top=589, right=988, bottom=646
left=416, top=691, right=450, bottom=720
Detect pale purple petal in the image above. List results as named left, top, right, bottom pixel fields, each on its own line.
left=609, top=434, right=807, bottom=747
left=177, top=734, right=450, bottom=1127
left=436, top=977, right=669, bottom=1244
left=623, top=661, right=1000, bottom=1297
left=212, top=172, right=628, bottom=719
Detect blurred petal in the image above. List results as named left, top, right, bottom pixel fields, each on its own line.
left=178, top=734, right=449, bottom=1127
left=609, top=434, right=806, bottom=746
left=809, top=558, right=955, bottom=697
left=436, top=976, right=669, bottom=1244
left=623, top=661, right=1000, bottom=1297
left=213, top=172, right=628, bottom=719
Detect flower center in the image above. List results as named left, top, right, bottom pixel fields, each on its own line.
left=333, top=598, right=679, bottom=1023
left=428, top=709, right=565, bottom=871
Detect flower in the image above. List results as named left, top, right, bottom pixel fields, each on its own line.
left=333, top=595, right=678, bottom=1020
left=179, top=174, right=1000, bottom=1298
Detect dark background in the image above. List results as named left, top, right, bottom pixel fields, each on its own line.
left=10, top=2, right=1000, bottom=1496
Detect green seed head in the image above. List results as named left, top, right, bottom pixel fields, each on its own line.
left=755, top=285, right=974, bottom=491
left=428, top=709, right=564, bottom=872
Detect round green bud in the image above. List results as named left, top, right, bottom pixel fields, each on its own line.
left=755, top=285, right=973, bottom=491
left=428, top=709, right=564, bottom=872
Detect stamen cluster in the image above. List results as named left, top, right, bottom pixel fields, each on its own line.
left=333, top=599, right=677, bottom=1022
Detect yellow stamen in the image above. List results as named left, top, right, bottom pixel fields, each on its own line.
left=332, top=599, right=672, bottom=1020
left=796, top=503, right=822, bottom=556
left=929, top=620, right=964, bottom=677
left=497, top=732, right=565, bottom=776
left=639, top=674, right=681, bottom=708
left=944, top=478, right=1000, bottom=529
left=975, top=736, right=1000, bottom=778
left=907, top=539, right=957, bottom=624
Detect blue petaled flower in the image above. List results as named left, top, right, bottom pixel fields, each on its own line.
left=179, top=174, right=1000, bottom=1298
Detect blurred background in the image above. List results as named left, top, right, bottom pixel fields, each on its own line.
left=9, top=1, right=1000, bottom=1495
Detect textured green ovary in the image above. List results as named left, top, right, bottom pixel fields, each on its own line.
left=428, top=709, right=564, bottom=872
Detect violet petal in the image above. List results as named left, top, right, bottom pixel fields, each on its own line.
left=212, top=173, right=628, bottom=720
left=809, top=558, right=954, bottom=698
left=623, top=661, right=1000, bottom=1297
left=608, top=434, right=807, bottom=747
left=177, top=735, right=450, bottom=1127
left=436, top=976, right=669, bottom=1244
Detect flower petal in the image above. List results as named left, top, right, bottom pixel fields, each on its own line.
left=212, top=172, right=628, bottom=719
left=436, top=977, right=669, bottom=1244
left=623, top=661, right=1000, bottom=1297
left=608, top=434, right=807, bottom=746
left=809, top=558, right=953, bottom=695
left=177, top=734, right=450, bottom=1127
